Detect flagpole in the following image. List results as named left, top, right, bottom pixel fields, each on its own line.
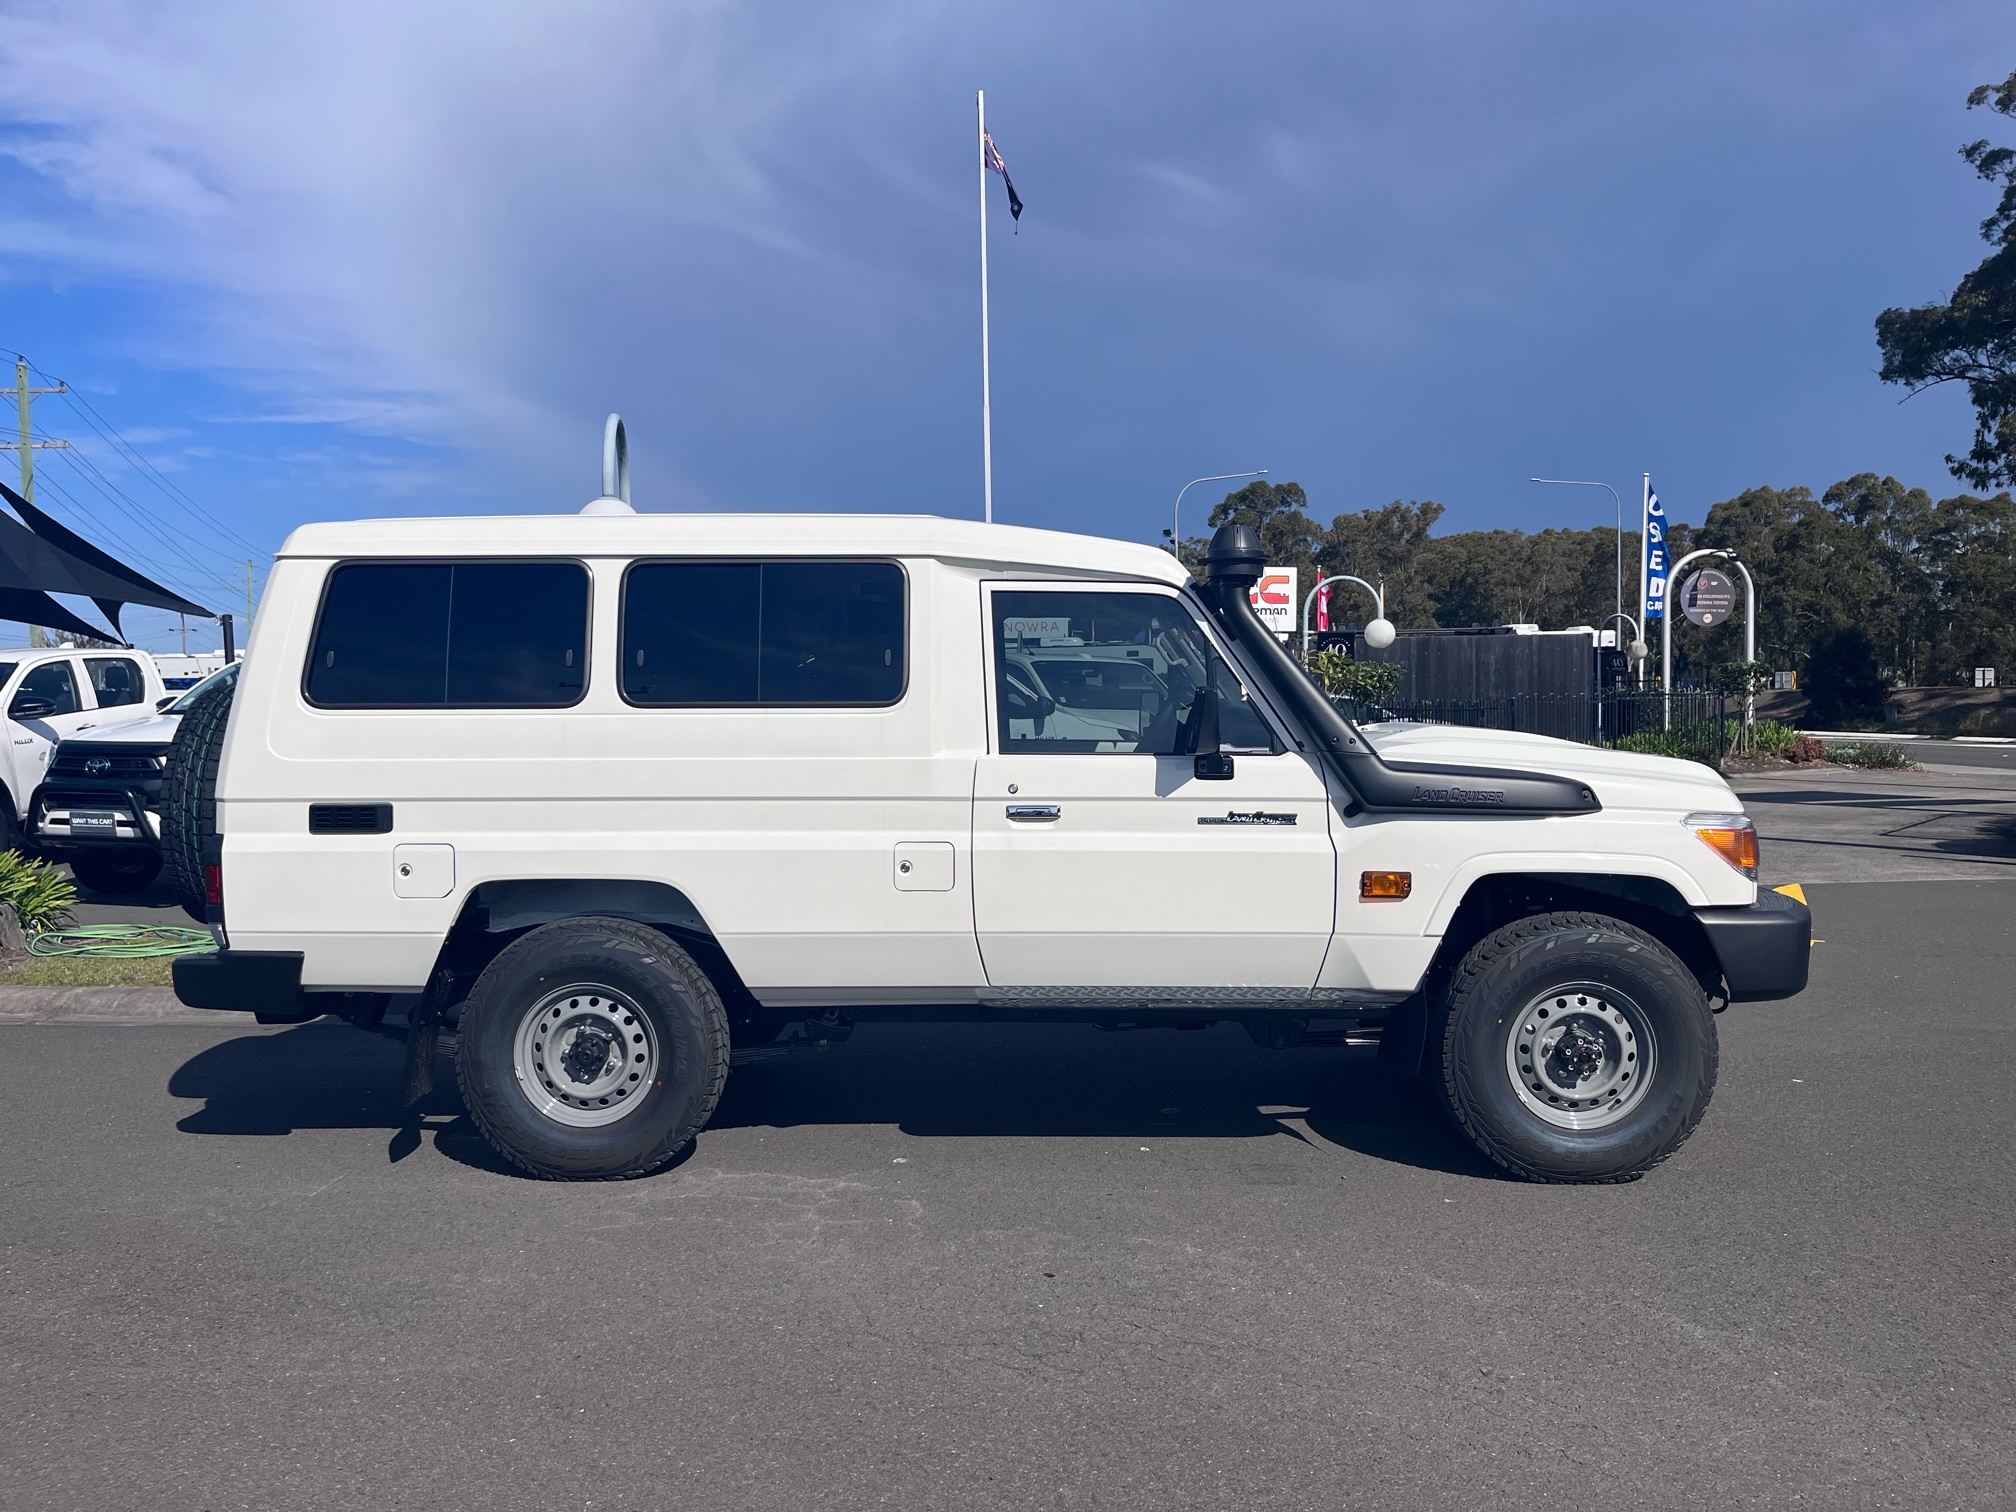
left=977, top=89, right=994, bottom=525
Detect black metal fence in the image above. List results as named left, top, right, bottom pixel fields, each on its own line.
left=1338, top=690, right=1733, bottom=764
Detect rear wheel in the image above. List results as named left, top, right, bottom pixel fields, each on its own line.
left=1435, top=911, right=1717, bottom=1183
left=456, top=917, right=730, bottom=1180
left=69, top=849, right=163, bottom=894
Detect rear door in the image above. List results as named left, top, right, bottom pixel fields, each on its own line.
left=970, top=583, right=1337, bottom=991
left=82, top=656, right=153, bottom=730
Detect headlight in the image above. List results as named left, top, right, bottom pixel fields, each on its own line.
left=1684, top=812, right=1758, bottom=879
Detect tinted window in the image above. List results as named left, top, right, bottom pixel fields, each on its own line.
left=13, top=661, right=79, bottom=717
left=85, top=657, right=146, bottom=708
left=306, top=561, right=588, bottom=707
left=623, top=560, right=904, bottom=706
left=993, top=590, right=1276, bottom=755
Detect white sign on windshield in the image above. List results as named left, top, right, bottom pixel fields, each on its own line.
left=1002, top=616, right=1077, bottom=645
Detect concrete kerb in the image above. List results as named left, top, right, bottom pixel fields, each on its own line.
left=0, top=986, right=259, bottom=1026
left=1803, top=730, right=1932, bottom=743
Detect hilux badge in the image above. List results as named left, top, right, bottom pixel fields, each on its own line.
left=84, top=756, right=110, bottom=776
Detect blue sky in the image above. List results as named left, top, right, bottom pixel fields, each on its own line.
left=0, top=0, right=2009, bottom=649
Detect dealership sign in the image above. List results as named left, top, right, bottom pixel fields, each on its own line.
left=1249, top=567, right=1298, bottom=638
left=1679, top=568, right=1738, bottom=627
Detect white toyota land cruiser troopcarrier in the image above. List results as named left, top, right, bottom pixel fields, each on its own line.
left=172, top=508, right=1810, bottom=1183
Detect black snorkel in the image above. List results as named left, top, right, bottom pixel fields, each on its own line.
left=1195, top=523, right=1600, bottom=817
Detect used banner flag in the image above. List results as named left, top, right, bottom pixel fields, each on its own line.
left=983, top=130, right=1023, bottom=221
left=1644, top=486, right=1669, bottom=621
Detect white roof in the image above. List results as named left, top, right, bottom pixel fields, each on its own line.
left=275, top=513, right=1190, bottom=587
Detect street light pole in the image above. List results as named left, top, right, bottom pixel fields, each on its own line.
left=1301, top=574, right=1386, bottom=659
left=1170, top=470, right=1267, bottom=560
left=1529, top=477, right=1625, bottom=633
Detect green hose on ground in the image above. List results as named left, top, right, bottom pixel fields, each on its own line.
left=28, top=924, right=217, bottom=959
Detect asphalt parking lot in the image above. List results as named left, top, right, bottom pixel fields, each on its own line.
left=5, top=770, right=2014, bottom=1510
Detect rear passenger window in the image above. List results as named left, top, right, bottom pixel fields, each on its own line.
left=622, top=560, right=905, bottom=706
left=84, top=657, right=145, bottom=708
left=305, top=561, right=589, bottom=707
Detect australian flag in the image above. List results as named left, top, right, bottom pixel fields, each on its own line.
left=983, top=130, right=1023, bottom=221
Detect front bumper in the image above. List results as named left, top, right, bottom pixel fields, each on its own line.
left=1696, top=888, right=1812, bottom=1002
left=29, top=782, right=162, bottom=852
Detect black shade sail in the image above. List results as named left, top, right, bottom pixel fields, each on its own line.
left=0, top=588, right=127, bottom=644
left=0, top=479, right=213, bottom=643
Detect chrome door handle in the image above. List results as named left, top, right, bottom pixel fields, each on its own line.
left=1005, top=804, right=1061, bottom=822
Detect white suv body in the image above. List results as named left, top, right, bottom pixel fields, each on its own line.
left=176, top=512, right=1808, bottom=1182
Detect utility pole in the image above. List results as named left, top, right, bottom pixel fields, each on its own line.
left=245, top=559, right=256, bottom=625
left=2, top=356, right=70, bottom=647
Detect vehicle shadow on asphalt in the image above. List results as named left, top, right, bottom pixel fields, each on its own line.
left=166, top=1020, right=1503, bottom=1182
left=167, top=1023, right=523, bottom=1178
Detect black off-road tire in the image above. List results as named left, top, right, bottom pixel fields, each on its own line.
left=1434, top=911, right=1718, bottom=1184
left=456, top=917, right=731, bottom=1181
left=70, top=849, right=163, bottom=894
left=162, top=677, right=235, bottom=920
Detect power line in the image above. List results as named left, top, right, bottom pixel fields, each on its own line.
left=26, top=357, right=273, bottom=561
left=30, top=479, right=243, bottom=611
left=36, top=450, right=247, bottom=604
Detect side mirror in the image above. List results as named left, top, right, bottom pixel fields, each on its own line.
left=1187, top=688, right=1236, bottom=780
left=10, top=697, right=55, bottom=721
left=157, top=695, right=179, bottom=711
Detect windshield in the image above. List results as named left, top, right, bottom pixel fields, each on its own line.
left=0, top=662, right=16, bottom=692
left=167, top=661, right=239, bottom=714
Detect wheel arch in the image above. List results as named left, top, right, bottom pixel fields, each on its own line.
left=1428, top=872, right=1723, bottom=1001
left=427, top=878, right=762, bottom=1020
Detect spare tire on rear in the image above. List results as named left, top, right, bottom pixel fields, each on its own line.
left=161, top=673, right=236, bottom=921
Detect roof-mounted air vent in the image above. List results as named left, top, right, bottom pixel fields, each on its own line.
left=580, top=413, right=636, bottom=515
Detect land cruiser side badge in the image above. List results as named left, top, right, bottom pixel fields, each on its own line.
left=1199, top=811, right=1297, bottom=826
left=1410, top=784, right=1506, bottom=806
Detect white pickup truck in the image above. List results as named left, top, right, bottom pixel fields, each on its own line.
left=0, top=646, right=169, bottom=855
left=173, top=513, right=1809, bottom=1184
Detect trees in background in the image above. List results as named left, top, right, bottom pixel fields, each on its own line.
left=1876, top=69, right=2016, bottom=491
left=1182, top=471, right=2016, bottom=688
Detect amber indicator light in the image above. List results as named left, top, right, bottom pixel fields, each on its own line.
left=1685, top=813, right=1760, bottom=878
left=1692, top=825, right=1758, bottom=875
left=1360, top=870, right=1412, bottom=900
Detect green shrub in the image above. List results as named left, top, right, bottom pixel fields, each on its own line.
left=1749, top=720, right=1801, bottom=756
left=1613, top=721, right=1735, bottom=764
left=1824, top=740, right=1917, bottom=769
left=1305, top=649, right=1403, bottom=704
left=0, top=850, right=77, bottom=933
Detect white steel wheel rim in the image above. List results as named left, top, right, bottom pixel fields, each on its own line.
left=512, top=983, right=659, bottom=1128
left=1503, top=981, right=1657, bottom=1131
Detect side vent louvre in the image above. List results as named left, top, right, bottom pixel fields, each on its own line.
left=309, top=803, right=393, bottom=835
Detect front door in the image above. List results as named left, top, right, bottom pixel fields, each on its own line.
left=971, top=584, right=1337, bottom=991
left=6, top=660, right=99, bottom=799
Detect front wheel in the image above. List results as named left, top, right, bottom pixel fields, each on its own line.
left=456, top=917, right=731, bottom=1180
left=1436, top=911, right=1717, bottom=1183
